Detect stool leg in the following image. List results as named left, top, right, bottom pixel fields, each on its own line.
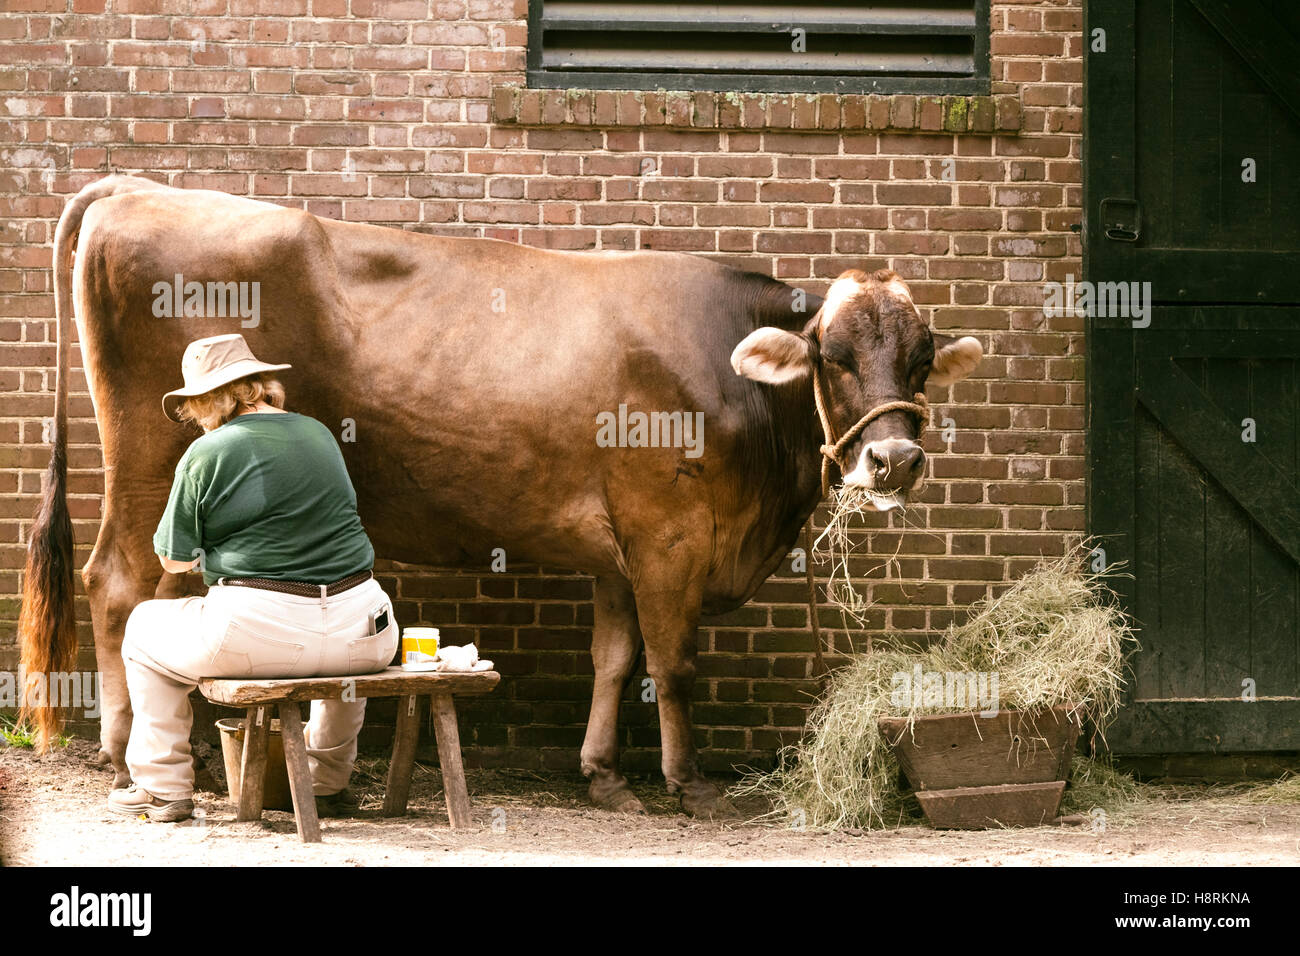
left=431, top=694, right=472, bottom=828
left=383, top=694, right=421, bottom=817
left=278, top=703, right=322, bottom=844
left=237, top=705, right=270, bottom=822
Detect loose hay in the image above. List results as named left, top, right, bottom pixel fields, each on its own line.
left=731, top=549, right=1138, bottom=830
left=1059, top=754, right=1143, bottom=816
left=1239, top=772, right=1300, bottom=806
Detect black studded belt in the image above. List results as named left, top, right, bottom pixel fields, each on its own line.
left=216, top=570, right=372, bottom=598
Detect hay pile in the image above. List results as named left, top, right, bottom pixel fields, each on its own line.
left=732, top=551, right=1138, bottom=830
left=1239, top=773, right=1300, bottom=806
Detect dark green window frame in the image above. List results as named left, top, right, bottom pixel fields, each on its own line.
left=526, top=1, right=992, bottom=95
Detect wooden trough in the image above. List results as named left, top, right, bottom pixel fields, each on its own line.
left=878, top=704, right=1082, bottom=829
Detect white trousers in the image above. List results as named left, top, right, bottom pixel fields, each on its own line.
left=122, top=577, right=398, bottom=801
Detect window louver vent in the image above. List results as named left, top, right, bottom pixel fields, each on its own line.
left=527, top=1, right=991, bottom=94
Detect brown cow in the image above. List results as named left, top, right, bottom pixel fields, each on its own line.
left=19, top=175, right=983, bottom=816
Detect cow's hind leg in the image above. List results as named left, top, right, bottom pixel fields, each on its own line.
left=581, top=576, right=647, bottom=813
left=83, top=509, right=167, bottom=788
left=634, top=574, right=737, bottom=819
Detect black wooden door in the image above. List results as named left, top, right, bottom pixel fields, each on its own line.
left=1085, top=0, right=1300, bottom=752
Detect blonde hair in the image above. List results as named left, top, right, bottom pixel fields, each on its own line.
left=178, top=373, right=286, bottom=432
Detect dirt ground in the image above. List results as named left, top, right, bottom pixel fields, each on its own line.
left=2, top=737, right=1298, bottom=866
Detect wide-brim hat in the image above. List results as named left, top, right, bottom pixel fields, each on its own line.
left=162, top=333, right=291, bottom=422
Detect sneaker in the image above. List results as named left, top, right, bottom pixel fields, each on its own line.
left=107, top=785, right=194, bottom=823
left=315, top=787, right=361, bottom=818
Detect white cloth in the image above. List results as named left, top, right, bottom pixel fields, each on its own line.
left=433, top=643, right=493, bottom=672
left=122, top=577, right=398, bottom=801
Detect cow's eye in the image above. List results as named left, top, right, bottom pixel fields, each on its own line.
left=823, top=347, right=855, bottom=370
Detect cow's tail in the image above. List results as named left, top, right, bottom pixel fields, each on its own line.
left=17, top=175, right=164, bottom=749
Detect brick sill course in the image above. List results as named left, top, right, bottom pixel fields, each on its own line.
left=491, top=85, right=1022, bottom=134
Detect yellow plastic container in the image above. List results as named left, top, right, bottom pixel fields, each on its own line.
left=402, top=625, right=440, bottom=666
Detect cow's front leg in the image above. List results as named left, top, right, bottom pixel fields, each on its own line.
left=580, top=576, right=646, bottom=813
left=634, top=577, right=736, bottom=819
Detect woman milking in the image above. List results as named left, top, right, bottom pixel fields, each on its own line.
left=109, top=333, right=398, bottom=822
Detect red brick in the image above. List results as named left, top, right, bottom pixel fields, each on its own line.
left=347, top=99, right=423, bottom=123
left=876, top=183, right=953, bottom=205
left=640, top=229, right=716, bottom=251
left=697, top=155, right=773, bottom=178
left=758, top=182, right=833, bottom=204
left=991, top=34, right=1066, bottom=58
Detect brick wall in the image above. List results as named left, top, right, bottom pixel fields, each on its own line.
left=0, top=0, right=1084, bottom=773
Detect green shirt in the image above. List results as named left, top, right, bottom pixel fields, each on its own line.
left=153, top=411, right=375, bottom=587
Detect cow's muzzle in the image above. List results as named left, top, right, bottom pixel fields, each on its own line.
left=841, top=438, right=926, bottom=509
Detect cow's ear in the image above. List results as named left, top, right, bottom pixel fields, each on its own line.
left=731, top=327, right=815, bottom=384
left=928, top=333, right=983, bottom=385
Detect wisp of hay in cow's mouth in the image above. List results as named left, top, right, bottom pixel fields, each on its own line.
left=813, top=484, right=909, bottom=628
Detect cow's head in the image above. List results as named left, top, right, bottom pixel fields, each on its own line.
left=730, top=269, right=982, bottom=509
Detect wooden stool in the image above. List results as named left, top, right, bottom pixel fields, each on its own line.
left=198, top=667, right=500, bottom=843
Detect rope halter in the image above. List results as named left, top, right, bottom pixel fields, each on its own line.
left=811, top=362, right=930, bottom=499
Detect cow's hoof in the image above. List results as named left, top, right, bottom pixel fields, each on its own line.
left=678, top=780, right=738, bottom=820
left=608, top=791, right=649, bottom=815
left=588, top=776, right=647, bottom=814
left=96, top=751, right=132, bottom=789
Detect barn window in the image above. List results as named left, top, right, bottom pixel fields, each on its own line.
left=525, top=1, right=992, bottom=95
